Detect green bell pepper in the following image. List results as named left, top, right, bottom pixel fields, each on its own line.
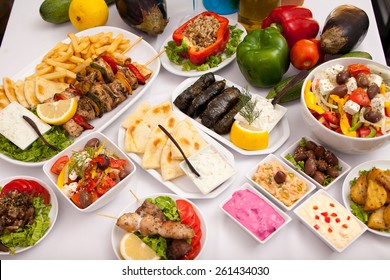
left=236, top=27, right=290, bottom=88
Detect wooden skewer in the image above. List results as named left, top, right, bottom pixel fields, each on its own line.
left=129, top=189, right=142, bottom=205
left=144, top=49, right=165, bottom=66
left=96, top=212, right=117, bottom=220
left=122, top=36, right=143, bottom=54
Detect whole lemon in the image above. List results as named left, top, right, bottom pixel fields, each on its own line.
left=69, top=0, right=109, bottom=31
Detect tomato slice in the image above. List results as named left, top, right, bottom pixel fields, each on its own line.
left=347, top=64, right=371, bottom=77
left=109, top=158, right=127, bottom=169
left=182, top=242, right=201, bottom=260
left=50, top=155, right=69, bottom=175
left=322, top=111, right=340, bottom=126
left=28, top=180, right=51, bottom=204
left=349, top=88, right=370, bottom=106
left=1, top=179, right=51, bottom=204
left=177, top=199, right=195, bottom=223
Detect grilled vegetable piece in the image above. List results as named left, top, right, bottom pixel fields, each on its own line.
left=187, top=80, right=226, bottom=118
left=173, top=72, right=215, bottom=112
left=115, top=0, right=168, bottom=36
left=201, top=86, right=241, bottom=128
left=320, top=5, right=369, bottom=54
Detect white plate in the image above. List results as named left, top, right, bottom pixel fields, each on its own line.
left=281, top=136, right=351, bottom=190
left=117, top=120, right=237, bottom=200
left=342, top=159, right=390, bottom=238
left=160, top=20, right=247, bottom=77
left=0, top=26, right=160, bottom=167
left=0, top=176, right=58, bottom=255
left=171, top=75, right=290, bottom=155
left=111, top=193, right=207, bottom=260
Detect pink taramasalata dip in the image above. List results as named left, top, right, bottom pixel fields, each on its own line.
left=223, top=189, right=285, bottom=241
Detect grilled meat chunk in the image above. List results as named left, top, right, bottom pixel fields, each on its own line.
left=109, top=79, right=128, bottom=104
left=167, top=239, right=193, bottom=260
left=118, top=67, right=138, bottom=90
left=89, top=83, right=116, bottom=112
left=136, top=200, right=167, bottom=222
left=94, top=57, right=115, bottom=83
left=76, top=97, right=96, bottom=120
left=63, top=118, right=84, bottom=137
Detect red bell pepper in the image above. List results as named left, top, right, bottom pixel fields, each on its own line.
left=126, top=62, right=146, bottom=84
left=72, top=114, right=94, bottom=130
left=262, top=5, right=319, bottom=48
left=172, top=11, right=230, bottom=65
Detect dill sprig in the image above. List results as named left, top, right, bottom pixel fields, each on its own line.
left=239, top=87, right=260, bottom=125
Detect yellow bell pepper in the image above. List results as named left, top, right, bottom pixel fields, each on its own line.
left=330, top=95, right=357, bottom=137
left=304, top=80, right=325, bottom=114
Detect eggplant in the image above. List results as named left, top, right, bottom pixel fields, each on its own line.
left=187, top=80, right=226, bottom=118
left=320, top=5, right=369, bottom=54
left=201, top=86, right=241, bottom=128
left=115, top=0, right=168, bottom=36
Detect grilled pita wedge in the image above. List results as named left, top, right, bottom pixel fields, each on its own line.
left=160, top=140, right=185, bottom=181
left=121, top=101, right=151, bottom=128
left=3, top=77, right=18, bottom=103
left=142, top=100, right=172, bottom=130
left=0, top=86, right=10, bottom=110
left=24, top=79, right=40, bottom=107
left=14, top=80, right=30, bottom=108
left=125, top=119, right=152, bottom=153
left=35, top=76, right=68, bottom=103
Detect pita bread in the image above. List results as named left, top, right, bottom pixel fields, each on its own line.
left=170, top=118, right=208, bottom=160
left=24, top=79, right=40, bottom=107
left=121, top=101, right=151, bottom=128
left=142, top=101, right=172, bottom=130
left=125, top=119, right=152, bottom=153
left=0, top=86, right=10, bottom=110
left=35, top=76, right=68, bottom=103
left=142, top=113, right=179, bottom=169
left=14, top=80, right=30, bottom=108
left=160, top=140, right=185, bottom=181
left=3, top=77, right=18, bottom=103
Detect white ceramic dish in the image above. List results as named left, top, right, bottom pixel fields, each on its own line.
left=220, top=183, right=291, bottom=244
left=294, top=190, right=367, bottom=253
left=0, top=26, right=160, bottom=167
left=0, top=176, right=58, bottom=255
left=172, top=75, right=289, bottom=155
left=246, top=154, right=316, bottom=211
left=117, top=121, right=236, bottom=199
left=300, top=57, right=390, bottom=154
left=43, top=131, right=137, bottom=213
left=342, top=159, right=390, bottom=238
left=160, top=20, right=247, bottom=77
left=111, top=193, right=207, bottom=260
left=281, top=136, right=351, bottom=190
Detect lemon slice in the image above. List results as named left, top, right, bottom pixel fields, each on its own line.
left=230, top=120, right=269, bottom=150
left=119, top=233, right=160, bottom=260
left=37, top=98, right=78, bottom=125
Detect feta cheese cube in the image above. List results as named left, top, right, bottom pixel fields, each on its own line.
left=368, top=74, right=383, bottom=87
left=345, top=77, right=357, bottom=93
left=319, top=79, right=334, bottom=95
left=371, top=96, right=385, bottom=113
left=325, top=64, right=345, bottom=79
left=343, top=100, right=360, bottom=115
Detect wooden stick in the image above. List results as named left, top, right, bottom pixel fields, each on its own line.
left=144, top=49, right=165, bottom=66
left=96, top=212, right=117, bottom=220
left=130, top=189, right=142, bottom=205
left=122, top=36, right=143, bottom=54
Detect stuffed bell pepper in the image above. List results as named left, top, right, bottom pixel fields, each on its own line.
left=262, top=5, right=319, bottom=48
left=171, top=11, right=230, bottom=65
left=237, top=27, right=290, bottom=88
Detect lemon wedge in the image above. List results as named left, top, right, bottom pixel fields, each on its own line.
left=37, top=98, right=78, bottom=125
left=119, top=233, right=160, bottom=260
left=230, top=120, right=269, bottom=150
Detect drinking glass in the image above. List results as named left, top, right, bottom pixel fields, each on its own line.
left=238, top=0, right=280, bottom=32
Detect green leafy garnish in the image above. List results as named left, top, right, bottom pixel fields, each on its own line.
left=350, top=201, right=369, bottom=224
left=147, top=196, right=180, bottom=222
left=238, top=87, right=259, bottom=125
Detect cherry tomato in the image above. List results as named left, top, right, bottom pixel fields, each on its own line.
left=348, top=64, right=371, bottom=77
left=349, top=88, right=370, bottom=106
left=50, top=155, right=69, bottom=175
left=290, top=39, right=320, bottom=70
left=1, top=179, right=50, bottom=204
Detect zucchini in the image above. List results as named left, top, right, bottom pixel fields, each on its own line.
left=40, top=0, right=115, bottom=24
left=266, top=51, right=373, bottom=103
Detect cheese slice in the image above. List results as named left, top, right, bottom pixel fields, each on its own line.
left=0, top=102, right=51, bottom=150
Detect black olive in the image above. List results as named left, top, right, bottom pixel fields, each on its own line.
left=85, top=138, right=100, bottom=148
left=305, top=141, right=317, bottom=151
left=326, top=167, right=339, bottom=178
left=329, top=84, right=348, bottom=97
left=364, top=111, right=382, bottom=123
left=78, top=189, right=92, bottom=209
left=314, top=146, right=326, bottom=159
left=294, top=152, right=308, bottom=162
left=274, top=171, right=287, bottom=184
left=367, top=84, right=379, bottom=99
left=97, top=154, right=110, bottom=170
left=324, top=150, right=338, bottom=166
left=356, top=73, right=369, bottom=88
left=119, top=169, right=130, bottom=180
left=313, top=171, right=325, bottom=185
left=336, top=70, right=351, bottom=84
left=305, top=157, right=317, bottom=177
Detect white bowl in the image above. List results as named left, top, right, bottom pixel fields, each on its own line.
left=0, top=176, right=58, bottom=255
left=111, top=193, right=207, bottom=260
left=246, top=154, right=316, bottom=211
left=294, top=190, right=367, bottom=253
left=280, top=136, right=351, bottom=190
left=301, top=57, right=390, bottom=154
left=220, top=183, right=291, bottom=244
left=42, top=131, right=136, bottom=213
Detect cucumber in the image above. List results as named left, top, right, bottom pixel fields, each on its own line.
left=40, top=0, right=115, bottom=24
left=266, top=51, right=373, bottom=103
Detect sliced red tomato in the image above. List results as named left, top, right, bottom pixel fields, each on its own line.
left=71, top=192, right=82, bottom=208
left=348, top=64, right=371, bottom=77
left=177, top=199, right=195, bottom=223
left=349, top=88, right=370, bottom=106
left=182, top=242, right=201, bottom=260
left=1, top=179, right=50, bottom=204
left=50, top=155, right=69, bottom=175
left=357, top=126, right=377, bottom=137
left=316, top=115, right=331, bottom=129
left=322, top=111, right=340, bottom=126
left=109, top=158, right=127, bottom=169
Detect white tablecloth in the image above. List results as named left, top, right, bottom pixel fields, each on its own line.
left=0, top=0, right=389, bottom=260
